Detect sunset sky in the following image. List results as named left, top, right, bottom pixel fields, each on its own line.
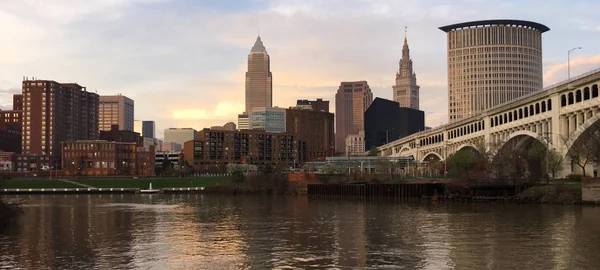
left=1, top=0, right=600, bottom=139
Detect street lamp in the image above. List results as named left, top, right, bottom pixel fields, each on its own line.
left=568, top=47, right=582, bottom=82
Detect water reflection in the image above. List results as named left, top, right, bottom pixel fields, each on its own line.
left=1, top=195, right=599, bottom=269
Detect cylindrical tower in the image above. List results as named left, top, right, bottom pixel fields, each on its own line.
left=439, top=19, right=550, bottom=122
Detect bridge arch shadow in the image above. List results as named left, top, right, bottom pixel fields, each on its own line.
left=565, top=113, right=600, bottom=154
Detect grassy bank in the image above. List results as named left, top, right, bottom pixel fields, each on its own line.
left=1, top=179, right=81, bottom=189
left=1, top=176, right=231, bottom=190
left=74, top=176, right=230, bottom=189
left=516, top=183, right=582, bottom=204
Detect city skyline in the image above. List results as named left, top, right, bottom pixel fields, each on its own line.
left=1, top=0, right=600, bottom=139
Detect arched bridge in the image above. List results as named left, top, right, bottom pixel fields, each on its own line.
left=377, top=68, right=600, bottom=177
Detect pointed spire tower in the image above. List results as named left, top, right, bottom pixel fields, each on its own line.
left=392, top=27, right=420, bottom=110
left=243, top=35, right=273, bottom=115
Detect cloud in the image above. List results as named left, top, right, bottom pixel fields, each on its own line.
left=543, top=54, right=600, bottom=86
left=2, top=0, right=600, bottom=139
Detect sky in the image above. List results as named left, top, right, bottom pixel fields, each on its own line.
left=1, top=0, right=600, bottom=139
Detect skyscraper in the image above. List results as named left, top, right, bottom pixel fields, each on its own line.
left=21, top=79, right=99, bottom=159
left=439, top=19, right=549, bottom=122
left=99, top=95, right=134, bottom=131
left=392, top=34, right=420, bottom=110
left=245, top=36, right=273, bottom=114
left=135, top=120, right=156, bottom=139
left=335, top=81, right=373, bottom=153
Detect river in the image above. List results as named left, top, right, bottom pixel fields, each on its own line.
left=1, top=194, right=599, bottom=269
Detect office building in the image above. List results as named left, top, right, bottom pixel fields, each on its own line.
left=286, top=107, right=334, bottom=162
left=392, top=35, right=420, bottom=110
left=249, top=107, right=286, bottom=133
left=164, top=128, right=196, bottom=147
left=183, top=128, right=297, bottom=173
left=134, top=120, right=156, bottom=138
left=439, top=19, right=549, bottom=122
left=62, top=140, right=155, bottom=177
left=364, top=98, right=424, bottom=150
left=21, top=79, right=99, bottom=166
left=296, top=98, right=330, bottom=112
left=245, top=36, right=273, bottom=114
left=99, top=95, right=134, bottom=131
left=238, top=114, right=249, bottom=130
left=345, top=131, right=365, bottom=156
left=158, top=141, right=182, bottom=152
left=335, top=81, right=373, bottom=153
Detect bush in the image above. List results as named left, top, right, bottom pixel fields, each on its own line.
left=566, top=174, right=582, bottom=182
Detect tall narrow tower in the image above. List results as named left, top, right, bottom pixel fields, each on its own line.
left=245, top=36, right=273, bottom=114
left=392, top=31, right=420, bottom=110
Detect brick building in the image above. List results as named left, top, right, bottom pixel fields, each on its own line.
left=184, top=128, right=297, bottom=173
left=0, top=94, right=23, bottom=153
left=296, top=98, right=330, bottom=112
left=0, top=152, right=13, bottom=172
left=99, top=124, right=143, bottom=146
left=286, top=107, right=335, bottom=162
left=21, top=80, right=99, bottom=168
left=61, top=140, right=155, bottom=177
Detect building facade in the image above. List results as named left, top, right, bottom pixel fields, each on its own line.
left=211, top=122, right=237, bottom=131
left=99, top=95, right=134, bottom=132
left=12, top=94, right=23, bottom=111
left=135, top=120, right=156, bottom=138
left=245, top=36, right=273, bottom=114
left=61, top=140, right=155, bottom=177
left=0, top=152, right=13, bottom=172
left=184, top=128, right=297, bottom=172
left=249, top=107, right=286, bottom=133
left=157, top=141, right=182, bottom=152
left=0, top=124, right=21, bottom=153
left=21, top=80, right=99, bottom=165
left=392, top=36, right=420, bottom=110
left=345, top=131, right=365, bottom=156
left=335, top=81, right=373, bottom=153
left=286, top=108, right=335, bottom=162
left=99, top=124, right=143, bottom=146
left=237, top=114, right=249, bottom=130
left=164, top=128, right=197, bottom=147
left=364, top=98, right=424, bottom=151
left=439, top=19, right=549, bottom=122
left=296, top=98, right=330, bottom=112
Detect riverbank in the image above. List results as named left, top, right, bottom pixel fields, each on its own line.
left=1, top=176, right=230, bottom=190
left=515, top=183, right=582, bottom=204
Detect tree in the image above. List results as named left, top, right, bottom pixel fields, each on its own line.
left=446, top=150, right=480, bottom=181
left=563, top=130, right=600, bottom=177
left=263, top=163, right=274, bottom=175
left=546, top=149, right=564, bottom=180
left=161, top=155, right=172, bottom=172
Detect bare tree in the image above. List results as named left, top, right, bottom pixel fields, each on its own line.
left=563, top=129, right=600, bottom=177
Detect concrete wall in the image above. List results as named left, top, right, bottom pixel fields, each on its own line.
left=582, top=178, right=600, bottom=204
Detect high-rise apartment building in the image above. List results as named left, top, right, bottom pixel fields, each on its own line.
left=99, top=95, right=134, bottom=131
left=335, top=81, right=373, bottom=153
left=21, top=80, right=99, bottom=160
left=392, top=36, right=420, bottom=110
left=164, top=128, right=197, bottom=147
left=286, top=108, right=335, bottom=162
left=245, top=36, right=273, bottom=114
left=440, top=19, right=549, bottom=122
left=296, top=98, right=330, bottom=112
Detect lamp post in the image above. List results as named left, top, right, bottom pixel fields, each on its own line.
left=568, top=47, right=582, bottom=82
